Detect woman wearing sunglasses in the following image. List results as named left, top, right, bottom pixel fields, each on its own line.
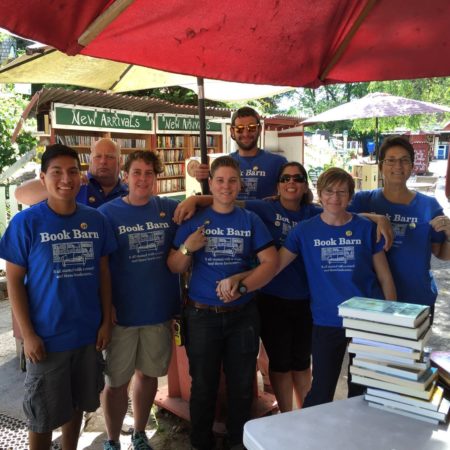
left=242, top=162, right=321, bottom=412
left=277, top=167, right=396, bottom=408
left=349, top=136, right=450, bottom=319
left=176, top=162, right=393, bottom=412
left=180, top=162, right=322, bottom=411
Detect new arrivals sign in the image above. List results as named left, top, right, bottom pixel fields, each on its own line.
left=157, top=114, right=222, bottom=134
left=51, top=103, right=153, bottom=133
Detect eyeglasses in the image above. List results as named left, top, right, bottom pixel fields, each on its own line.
left=382, top=157, right=412, bottom=166
left=232, top=124, right=260, bottom=134
left=322, top=189, right=349, bottom=198
left=279, top=174, right=307, bottom=183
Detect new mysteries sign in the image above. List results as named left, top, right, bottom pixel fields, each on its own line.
left=157, top=114, right=222, bottom=134
left=51, top=103, right=153, bottom=134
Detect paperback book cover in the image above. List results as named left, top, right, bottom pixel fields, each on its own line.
left=366, top=386, right=445, bottom=412
left=365, top=393, right=450, bottom=422
left=368, top=401, right=439, bottom=425
left=338, top=297, right=429, bottom=327
left=353, top=358, right=427, bottom=380
left=342, top=317, right=430, bottom=339
left=351, top=374, right=436, bottom=400
left=346, top=327, right=431, bottom=351
left=349, top=341, right=421, bottom=360
left=352, top=337, right=417, bottom=353
left=350, top=366, right=437, bottom=390
left=349, top=348, right=427, bottom=367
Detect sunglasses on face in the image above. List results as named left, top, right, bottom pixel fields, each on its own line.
left=232, top=124, right=260, bottom=134
left=279, top=174, right=307, bottom=183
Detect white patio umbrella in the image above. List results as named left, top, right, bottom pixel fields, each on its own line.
left=301, top=93, right=450, bottom=124
left=302, top=92, right=450, bottom=156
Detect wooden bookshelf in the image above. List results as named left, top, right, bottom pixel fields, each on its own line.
left=188, top=134, right=223, bottom=158
left=49, top=106, right=225, bottom=196
left=54, top=129, right=152, bottom=171
left=50, top=103, right=154, bottom=172
left=155, top=113, right=224, bottom=195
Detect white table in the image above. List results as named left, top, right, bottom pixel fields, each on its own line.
left=244, top=396, right=450, bottom=450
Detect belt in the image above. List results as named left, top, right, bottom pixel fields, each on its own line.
left=186, top=298, right=247, bottom=313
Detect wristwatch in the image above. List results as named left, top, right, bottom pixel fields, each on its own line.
left=179, top=242, right=193, bottom=256
left=238, top=281, right=248, bottom=295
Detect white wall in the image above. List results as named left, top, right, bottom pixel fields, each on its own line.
left=275, top=125, right=304, bottom=163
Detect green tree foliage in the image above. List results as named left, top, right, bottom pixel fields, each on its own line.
left=0, top=86, right=37, bottom=173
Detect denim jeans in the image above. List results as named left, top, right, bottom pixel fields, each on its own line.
left=303, top=325, right=364, bottom=408
left=184, top=301, right=260, bottom=450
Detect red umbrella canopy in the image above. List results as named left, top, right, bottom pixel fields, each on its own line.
left=1, top=0, right=449, bottom=88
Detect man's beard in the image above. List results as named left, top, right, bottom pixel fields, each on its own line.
left=236, top=135, right=259, bottom=151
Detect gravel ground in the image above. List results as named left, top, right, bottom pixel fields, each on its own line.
left=0, top=158, right=449, bottom=448
left=0, top=252, right=448, bottom=449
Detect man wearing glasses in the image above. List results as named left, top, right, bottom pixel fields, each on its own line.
left=196, top=106, right=287, bottom=200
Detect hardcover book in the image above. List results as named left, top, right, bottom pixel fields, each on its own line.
left=351, top=374, right=436, bottom=400
left=349, top=348, right=427, bottom=367
left=350, top=365, right=438, bottom=390
left=367, top=401, right=439, bottom=425
left=342, top=317, right=430, bottom=339
left=366, top=386, right=445, bottom=412
left=338, top=297, right=429, bottom=328
left=365, top=393, right=449, bottom=422
left=353, top=358, right=427, bottom=380
left=346, top=327, right=431, bottom=351
left=348, top=342, right=421, bottom=360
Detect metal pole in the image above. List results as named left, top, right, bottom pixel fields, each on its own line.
left=375, top=117, right=379, bottom=162
left=197, top=77, right=210, bottom=194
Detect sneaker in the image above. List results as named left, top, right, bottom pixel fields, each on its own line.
left=131, top=431, right=153, bottom=450
left=103, top=440, right=121, bottom=450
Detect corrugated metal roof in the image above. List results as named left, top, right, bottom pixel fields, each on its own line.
left=33, top=87, right=231, bottom=118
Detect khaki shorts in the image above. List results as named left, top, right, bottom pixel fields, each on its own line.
left=104, top=321, right=173, bottom=387
left=24, top=344, right=104, bottom=433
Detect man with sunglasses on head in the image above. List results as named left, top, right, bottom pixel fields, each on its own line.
left=196, top=106, right=287, bottom=200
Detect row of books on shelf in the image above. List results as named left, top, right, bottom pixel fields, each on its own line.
left=162, top=163, right=185, bottom=177
left=338, top=297, right=450, bottom=425
left=157, top=178, right=185, bottom=193
left=78, top=148, right=216, bottom=167
left=78, top=153, right=91, bottom=165
left=116, top=138, right=147, bottom=149
left=62, top=135, right=95, bottom=146
left=191, top=135, right=217, bottom=148
left=157, top=135, right=185, bottom=148
left=158, top=149, right=185, bottom=162
left=192, top=148, right=219, bottom=158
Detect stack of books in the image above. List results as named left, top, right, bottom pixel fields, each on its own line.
left=338, top=297, right=450, bottom=425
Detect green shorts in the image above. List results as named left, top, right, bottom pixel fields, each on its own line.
left=104, top=321, right=173, bottom=387
left=23, top=343, right=104, bottom=433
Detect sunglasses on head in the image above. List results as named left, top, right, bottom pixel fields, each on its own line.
left=279, top=174, right=307, bottom=183
left=232, top=124, right=260, bottom=134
